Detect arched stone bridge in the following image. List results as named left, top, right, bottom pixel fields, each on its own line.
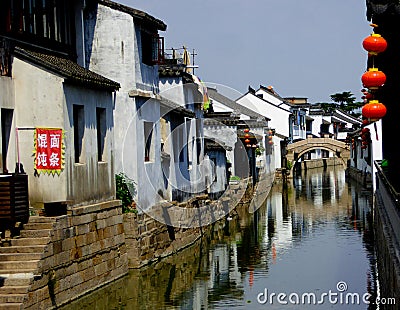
left=286, top=137, right=350, bottom=177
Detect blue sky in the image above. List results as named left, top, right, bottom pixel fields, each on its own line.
left=121, top=1, right=371, bottom=103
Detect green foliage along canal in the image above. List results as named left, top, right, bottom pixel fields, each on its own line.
left=61, top=166, right=385, bottom=309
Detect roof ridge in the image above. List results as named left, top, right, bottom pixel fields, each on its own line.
left=99, top=0, right=167, bottom=31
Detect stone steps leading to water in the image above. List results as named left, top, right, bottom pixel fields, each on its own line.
left=0, top=253, right=42, bottom=261
left=10, top=237, right=50, bottom=247
left=0, top=302, right=23, bottom=310
left=0, top=293, right=26, bottom=303
left=0, top=245, right=46, bottom=254
left=0, top=216, right=56, bottom=310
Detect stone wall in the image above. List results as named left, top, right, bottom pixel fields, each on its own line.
left=301, top=157, right=342, bottom=170
left=20, top=177, right=259, bottom=307
left=124, top=178, right=254, bottom=268
left=124, top=211, right=202, bottom=268
left=374, top=172, right=400, bottom=300
left=24, top=200, right=128, bottom=309
left=374, top=203, right=400, bottom=300
left=345, top=166, right=372, bottom=189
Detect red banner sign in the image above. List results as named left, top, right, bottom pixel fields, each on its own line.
left=34, top=128, right=64, bottom=175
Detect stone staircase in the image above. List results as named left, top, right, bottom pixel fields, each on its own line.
left=0, top=216, right=55, bottom=310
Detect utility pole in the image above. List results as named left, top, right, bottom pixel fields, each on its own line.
left=192, top=49, right=197, bottom=75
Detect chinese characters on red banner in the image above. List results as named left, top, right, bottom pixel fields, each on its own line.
left=34, top=128, right=64, bottom=175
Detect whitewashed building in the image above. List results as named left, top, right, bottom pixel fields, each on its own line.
left=236, top=86, right=291, bottom=172
left=158, top=62, right=206, bottom=201
left=0, top=0, right=120, bottom=215
left=206, top=87, right=275, bottom=181
left=83, top=0, right=169, bottom=210
left=347, top=120, right=383, bottom=190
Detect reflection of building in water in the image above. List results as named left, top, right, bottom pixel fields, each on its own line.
left=294, top=167, right=347, bottom=207
left=265, top=191, right=293, bottom=254
left=61, top=167, right=375, bottom=310
left=186, top=242, right=243, bottom=309
left=267, top=167, right=371, bottom=251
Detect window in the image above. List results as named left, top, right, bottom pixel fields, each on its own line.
left=144, top=121, right=154, bottom=162
left=0, top=39, right=11, bottom=77
left=1, top=109, right=13, bottom=173
left=1, top=0, right=74, bottom=52
left=73, top=105, right=84, bottom=163
left=196, top=118, right=202, bottom=163
left=96, top=108, right=106, bottom=162
left=141, top=30, right=163, bottom=65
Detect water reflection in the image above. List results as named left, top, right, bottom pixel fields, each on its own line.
left=61, top=166, right=377, bottom=309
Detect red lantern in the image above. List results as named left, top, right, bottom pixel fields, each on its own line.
left=362, top=68, right=386, bottom=90
left=362, top=119, right=370, bottom=126
left=363, top=33, right=387, bottom=56
left=362, top=92, right=373, bottom=100
left=361, top=128, right=370, bottom=134
left=244, top=128, right=250, bottom=133
left=268, top=140, right=273, bottom=145
left=362, top=100, right=387, bottom=121
left=244, top=133, right=250, bottom=138
left=244, top=138, right=251, bottom=144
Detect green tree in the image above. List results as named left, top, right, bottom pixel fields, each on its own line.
left=330, top=91, right=356, bottom=106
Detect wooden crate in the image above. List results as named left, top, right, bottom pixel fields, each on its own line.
left=0, top=174, right=29, bottom=230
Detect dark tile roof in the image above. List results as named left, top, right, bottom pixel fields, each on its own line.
left=332, top=110, right=362, bottom=125
left=207, top=87, right=270, bottom=121
left=99, top=0, right=167, bottom=31
left=159, top=96, right=195, bottom=118
left=14, top=47, right=120, bottom=91
left=204, top=139, right=232, bottom=151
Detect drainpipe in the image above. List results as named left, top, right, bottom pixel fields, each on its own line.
left=79, top=0, right=86, bottom=68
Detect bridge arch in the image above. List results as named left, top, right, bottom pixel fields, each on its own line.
left=286, top=138, right=350, bottom=177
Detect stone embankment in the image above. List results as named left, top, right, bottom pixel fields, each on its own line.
left=0, top=175, right=268, bottom=309
left=124, top=177, right=256, bottom=268
left=0, top=200, right=127, bottom=309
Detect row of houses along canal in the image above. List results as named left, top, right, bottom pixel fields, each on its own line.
left=0, top=1, right=399, bottom=309
left=59, top=162, right=397, bottom=310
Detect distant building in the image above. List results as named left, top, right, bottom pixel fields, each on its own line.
left=236, top=86, right=291, bottom=172
left=205, top=87, right=275, bottom=184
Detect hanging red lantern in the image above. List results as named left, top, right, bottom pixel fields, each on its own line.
left=244, top=138, right=251, bottom=144
left=363, top=33, right=387, bottom=56
left=244, top=133, right=250, bottom=138
left=362, top=68, right=386, bottom=90
left=244, top=128, right=250, bottom=133
left=362, top=119, right=370, bottom=126
left=361, top=127, right=370, bottom=134
left=362, top=92, right=373, bottom=100
left=268, top=140, right=273, bottom=145
left=362, top=100, right=387, bottom=121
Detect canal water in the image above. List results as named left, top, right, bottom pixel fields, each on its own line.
left=61, top=166, right=378, bottom=309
